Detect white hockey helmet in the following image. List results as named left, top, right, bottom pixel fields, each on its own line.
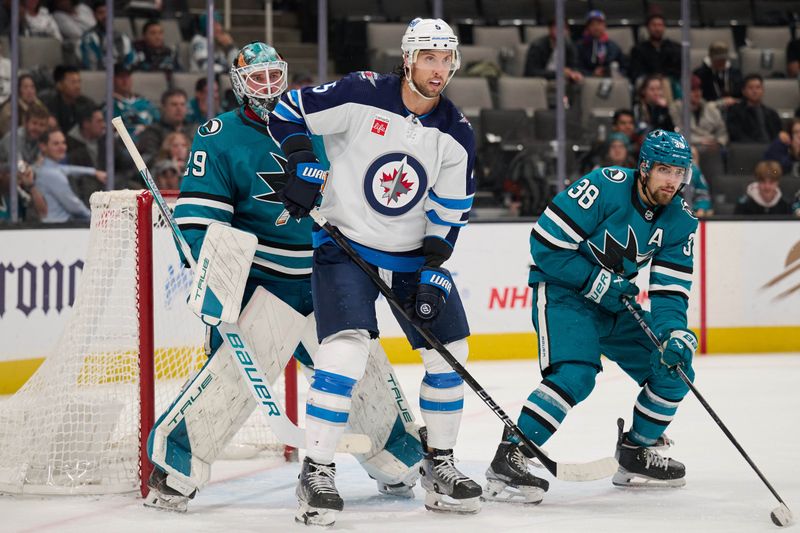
left=401, top=18, right=460, bottom=97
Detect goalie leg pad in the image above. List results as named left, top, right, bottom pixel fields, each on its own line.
left=188, top=223, right=257, bottom=326
left=305, top=329, right=370, bottom=464
left=149, top=287, right=306, bottom=492
left=349, top=340, right=423, bottom=491
left=418, top=338, right=468, bottom=450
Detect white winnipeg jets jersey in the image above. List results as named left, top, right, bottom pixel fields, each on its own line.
left=270, top=72, right=475, bottom=271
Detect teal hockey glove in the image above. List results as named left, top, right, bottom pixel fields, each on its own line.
left=651, top=329, right=697, bottom=379
left=581, top=266, right=640, bottom=314
left=405, top=266, right=453, bottom=328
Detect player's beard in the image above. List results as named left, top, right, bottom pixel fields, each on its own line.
left=648, top=185, right=677, bottom=206
left=413, top=71, right=447, bottom=98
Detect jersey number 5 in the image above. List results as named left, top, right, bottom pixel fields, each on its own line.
left=185, top=150, right=207, bottom=178
left=567, top=178, right=599, bottom=209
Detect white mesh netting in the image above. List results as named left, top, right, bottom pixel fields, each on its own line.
left=0, top=190, right=289, bottom=495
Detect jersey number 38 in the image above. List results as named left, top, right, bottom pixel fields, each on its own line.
left=567, top=178, right=599, bottom=209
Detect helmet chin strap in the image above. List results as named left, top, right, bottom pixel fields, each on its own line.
left=639, top=167, right=658, bottom=208
left=404, top=65, right=438, bottom=102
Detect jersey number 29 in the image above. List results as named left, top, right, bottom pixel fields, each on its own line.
left=567, top=178, right=599, bottom=209
left=184, top=150, right=207, bottom=178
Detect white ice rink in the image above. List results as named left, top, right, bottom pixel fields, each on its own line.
left=3, top=353, right=799, bottom=533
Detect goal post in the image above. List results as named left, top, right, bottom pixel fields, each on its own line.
left=0, top=190, right=297, bottom=497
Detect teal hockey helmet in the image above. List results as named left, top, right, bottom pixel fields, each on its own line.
left=230, top=41, right=288, bottom=121
left=638, top=129, right=693, bottom=186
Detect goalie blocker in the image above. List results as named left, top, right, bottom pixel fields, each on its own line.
left=148, top=287, right=423, bottom=506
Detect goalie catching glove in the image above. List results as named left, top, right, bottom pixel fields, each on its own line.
left=581, top=265, right=640, bottom=314
left=651, top=329, right=697, bottom=379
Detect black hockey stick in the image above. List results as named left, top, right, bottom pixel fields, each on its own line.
left=623, top=299, right=794, bottom=527
left=309, top=209, right=619, bottom=482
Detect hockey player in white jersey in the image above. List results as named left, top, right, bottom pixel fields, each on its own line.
left=269, top=17, right=481, bottom=525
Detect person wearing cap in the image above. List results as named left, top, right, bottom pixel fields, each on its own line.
left=597, top=131, right=635, bottom=169
left=669, top=74, right=728, bottom=150
left=111, top=63, right=159, bottom=140
left=628, top=12, right=681, bottom=84
left=692, top=41, right=742, bottom=107
left=576, top=10, right=626, bottom=77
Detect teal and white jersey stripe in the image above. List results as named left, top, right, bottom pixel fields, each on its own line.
left=175, top=107, right=322, bottom=282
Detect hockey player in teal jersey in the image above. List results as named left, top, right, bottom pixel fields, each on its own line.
left=484, top=130, right=699, bottom=504
left=144, top=42, right=423, bottom=513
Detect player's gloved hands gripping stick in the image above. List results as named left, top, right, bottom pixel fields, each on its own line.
left=280, top=150, right=326, bottom=218
left=581, top=265, right=640, bottom=314
left=406, top=266, right=453, bottom=328
left=651, top=329, right=697, bottom=379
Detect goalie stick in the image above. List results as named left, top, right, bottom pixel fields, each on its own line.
left=309, top=209, right=619, bottom=482
left=112, top=117, right=370, bottom=455
left=623, top=299, right=794, bottom=527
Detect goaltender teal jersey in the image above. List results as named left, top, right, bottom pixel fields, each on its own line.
left=174, top=106, right=325, bottom=282
left=529, top=166, right=698, bottom=338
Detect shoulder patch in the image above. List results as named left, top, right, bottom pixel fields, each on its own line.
left=357, top=70, right=379, bottom=86
left=198, top=118, right=223, bottom=137
left=601, top=167, right=627, bottom=183
left=680, top=197, right=697, bottom=219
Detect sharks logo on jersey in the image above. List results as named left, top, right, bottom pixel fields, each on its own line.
left=252, top=153, right=291, bottom=226
left=363, top=152, right=428, bottom=216
left=588, top=226, right=654, bottom=273
left=601, top=167, right=626, bottom=183
left=198, top=118, right=223, bottom=137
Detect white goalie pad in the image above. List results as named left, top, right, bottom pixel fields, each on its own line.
left=150, top=287, right=306, bottom=494
left=188, top=223, right=257, bottom=326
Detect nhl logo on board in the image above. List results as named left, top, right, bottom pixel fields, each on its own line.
left=371, top=117, right=389, bottom=136
left=363, top=152, right=428, bottom=216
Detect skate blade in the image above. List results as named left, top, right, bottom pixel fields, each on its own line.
left=377, top=484, right=415, bottom=499
left=143, top=491, right=188, bottom=513
left=424, top=492, right=481, bottom=514
left=295, top=502, right=339, bottom=527
left=612, top=469, right=686, bottom=488
left=482, top=479, right=544, bottom=505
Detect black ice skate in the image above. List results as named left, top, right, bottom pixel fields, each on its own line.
left=419, top=427, right=482, bottom=514
left=484, top=428, right=549, bottom=504
left=295, top=457, right=344, bottom=526
left=613, top=418, right=686, bottom=488
left=143, top=467, right=196, bottom=513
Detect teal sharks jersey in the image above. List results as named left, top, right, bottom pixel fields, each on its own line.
left=174, top=107, right=324, bottom=282
left=529, top=166, right=698, bottom=338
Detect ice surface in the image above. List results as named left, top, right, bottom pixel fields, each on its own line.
left=3, top=354, right=798, bottom=533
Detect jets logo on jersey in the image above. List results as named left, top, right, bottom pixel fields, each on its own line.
left=588, top=226, right=654, bottom=273
left=601, top=167, right=626, bottom=183
left=358, top=71, right=379, bottom=87
left=198, top=118, right=223, bottom=137
left=363, top=152, right=428, bottom=216
left=252, top=153, right=293, bottom=226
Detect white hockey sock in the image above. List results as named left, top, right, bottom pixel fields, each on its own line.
left=419, top=338, right=468, bottom=450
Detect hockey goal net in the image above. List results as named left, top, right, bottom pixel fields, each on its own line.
left=0, top=190, right=297, bottom=497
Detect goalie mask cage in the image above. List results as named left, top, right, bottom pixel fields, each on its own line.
left=0, top=190, right=298, bottom=497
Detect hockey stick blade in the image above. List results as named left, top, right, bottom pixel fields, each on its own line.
left=310, top=209, right=618, bottom=482
left=624, top=299, right=793, bottom=522
left=112, top=117, right=370, bottom=456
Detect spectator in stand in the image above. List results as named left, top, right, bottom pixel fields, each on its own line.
left=597, top=132, right=635, bottom=168
left=634, top=74, right=675, bottom=136
left=35, top=129, right=106, bottom=223
left=669, top=74, right=728, bottom=152
left=726, top=74, right=782, bottom=144
left=683, top=147, right=713, bottom=217
left=66, top=105, right=107, bottom=206
left=156, top=130, right=190, bottom=169
left=693, top=41, right=742, bottom=108
left=189, top=12, right=237, bottom=74
left=111, top=63, right=159, bottom=139
left=524, top=19, right=583, bottom=83
left=52, top=0, right=95, bottom=47
left=0, top=74, right=45, bottom=138
left=576, top=10, right=626, bottom=78
left=734, top=160, right=793, bottom=215
left=0, top=103, right=50, bottom=166
left=186, top=76, right=220, bottom=123
left=137, top=88, right=195, bottom=168
left=764, top=118, right=800, bottom=178
left=0, top=160, right=48, bottom=222
left=80, top=0, right=135, bottom=70
left=628, top=13, right=681, bottom=85
left=21, top=0, right=62, bottom=40
left=134, top=19, right=180, bottom=72
left=40, top=65, right=96, bottom=134
left=787, top=37, right=800, bottom=79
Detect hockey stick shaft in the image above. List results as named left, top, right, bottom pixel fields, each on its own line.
left=623, top=299, right=790, bottom=508
left=310, top=209, right=618, bottom=481
left=112, top=117, right=369, bottom=454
